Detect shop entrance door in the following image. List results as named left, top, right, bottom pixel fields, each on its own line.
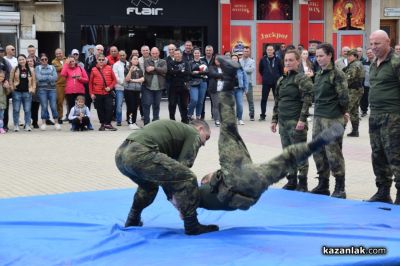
left=380, top=20, right=397, bottom=48
left=37, top=32, right=60, bottom=61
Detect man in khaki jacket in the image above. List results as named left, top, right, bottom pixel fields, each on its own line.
left=52, top=48, right=66, bottom=124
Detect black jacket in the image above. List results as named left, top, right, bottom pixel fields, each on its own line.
left=167, top=60, right=190, bottom=89
left=258, top=55, right=283, bottom=85
left=207, top=65, right=223, bottom=93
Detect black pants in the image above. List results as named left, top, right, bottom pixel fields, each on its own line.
left=360, top=86, right=369, bottom=113
left=124, top=90, right=141, bottom=124
left=31, top=101, right=40, bottom=125
left=94, top=93, right=113, bottom=125
left=168, top=86, right=189, bottom=123
left=3, top=94, right=11, bottom=129
left=201, top=90, right=213, bottom=120
left=261, top=83, right=276, bottom=117
left=84, top=84, right=92, bottom=110
left=71, top=116, right=90, bottom=130
left=66, top=93, right=84, bottom=119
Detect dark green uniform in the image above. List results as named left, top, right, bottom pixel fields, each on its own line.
left=343, top=59, right=364, bottom=134
left=368, top=49, right=400, bottom=204
left=312, top=62, right=348, bottom=197
left=115, top=120, right=202, bottom=219
left=198, top=90, right=314, bottom=211
left=272, top=70, right=313, bottom=186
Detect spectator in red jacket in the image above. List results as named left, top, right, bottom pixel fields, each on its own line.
left=106, top=46, right=119, bottom=66
left=89, top=53, right=117, bottom=131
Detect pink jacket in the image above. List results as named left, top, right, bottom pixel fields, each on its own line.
left=61, top=64, right=89, bottom=95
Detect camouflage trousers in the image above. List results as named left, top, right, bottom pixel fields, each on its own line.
left=278, top=119, right=309, bottom=177
left=348, top=87, right=364, bottom=125
left=210, top=91, right=312, bottom=210
left=312, top=116, right=345, bottom=179
left=369, top=113, right=400, bottom=185
left=115, top=140, right=199, bottom=218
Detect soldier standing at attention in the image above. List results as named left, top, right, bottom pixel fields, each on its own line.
left=271, top=50, right=313, bottom=192
left=115, top=119, right=219, bottom=235
left=343, top=48, right=364, bottom=137
left=367, top=30, right=400, bottom=205
left=198, top=56, right=344, bottom=211
left=310, top=43, right=349, bottom=199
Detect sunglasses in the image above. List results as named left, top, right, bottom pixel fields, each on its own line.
left=98, top=59, right=105, bottom=61
left=73, top=53, right=79, bottom=56
left=41, top=58, right=48, bottom=61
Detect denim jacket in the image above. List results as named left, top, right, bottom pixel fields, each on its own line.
left=235, top=67, right=248, bottom=92
left=35, top=64, right=57, bottom=90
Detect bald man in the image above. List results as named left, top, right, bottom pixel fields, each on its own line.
left=335, top=46, right=350, bottom=71
left=142, top=47, right=167, bottom=125
left=367, top=30, right=400, bottom=205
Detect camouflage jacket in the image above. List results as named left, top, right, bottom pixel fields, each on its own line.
left=272, top=70, right=313, bottom=123
left=343, top=59, right=364, bottom=89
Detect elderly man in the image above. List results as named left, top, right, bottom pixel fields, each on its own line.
left=142, top=47, right=167, bottom=125
left=115, top=119, right=218, bottom=235
left=335, top=46, right=350, bottom=71
left=367, top=30, right=400, bottom=205
left=106, top=46, right=119, bottom=66
left=394, top=44, right=400, bottom=55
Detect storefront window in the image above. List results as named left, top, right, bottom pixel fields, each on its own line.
left=257, top=0, right=293, bottom=20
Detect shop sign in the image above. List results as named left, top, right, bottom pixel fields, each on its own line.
left=384, top=8, right=400, bottom=17
left=309, top=0, right=324, bottom=20
left=231, top=25, right=251, bottom=53
left=333, top=0, right=365, bottom=31
left=126, top=0, right=164, bottom=16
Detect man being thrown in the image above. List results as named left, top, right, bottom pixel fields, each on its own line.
left=115, top=119, right=219, bottom=235
left=199, top=56, right=345, bottom=211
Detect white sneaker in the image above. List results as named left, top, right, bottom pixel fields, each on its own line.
left=14, top=126, right=20, bottom=132
left=40, top=124, right=46, bottom=131
left=238, top=120, right=245, bottom=125
left=215, top=120, right=220, bottom=126
left=129, top=123, right=140, bottom=130
left=24, top=125, right=32, bottom=132
left=55, top=124, right=61, bottom=131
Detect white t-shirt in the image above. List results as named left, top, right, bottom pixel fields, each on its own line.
left=5, top=56, right=18, bottom=69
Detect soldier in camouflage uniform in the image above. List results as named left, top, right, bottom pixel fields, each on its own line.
left=343, top=48, right=365, bottom=137
left=271, top=50, right=313, bottom=192
left=115, top=119, right=219, bottom=235
left=198, top=56, right=344, bottom=211
left=367, top=30, right=400, bottom=205
left=311, top=43, right=349, bottom=199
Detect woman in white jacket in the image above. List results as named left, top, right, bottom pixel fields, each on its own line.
left=112, top=50, right=129, bottom=126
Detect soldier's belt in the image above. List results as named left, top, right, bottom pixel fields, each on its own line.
left=349, top=82, right=362, bottom=89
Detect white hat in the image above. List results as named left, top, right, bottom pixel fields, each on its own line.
left=71, top=49, right=79, bottom=55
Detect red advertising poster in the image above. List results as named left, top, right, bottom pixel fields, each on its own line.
left=333, top=33, right=338, bottom=59
left=231, top=0, right=254, bottom=20
left=309, top=23, right=324, bottom=43
left=231, top=26, right=252, bottom=54
left=257, top=0, right=293, bottom=20
left=309, top=0, right=324, bottom=20
left=341, top=34, right=363, bottom=49
left=333, top=0, right=365, bottom=31
left=256, top=23, right=292, bottom=83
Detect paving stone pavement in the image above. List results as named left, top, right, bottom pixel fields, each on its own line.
left=1, top=99, right=396, bottom=202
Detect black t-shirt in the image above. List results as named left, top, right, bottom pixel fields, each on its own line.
left=16, top=68, right=29, bottom=92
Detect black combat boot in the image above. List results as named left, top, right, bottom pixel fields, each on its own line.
left=367, top=181, right=393, bottom=204
left=296, top=175, right=308, bottom=192
left=125, top=209, right=143, bottom=227
left=331, top=176, right=346, bottom=199
left=184, top=215, right=219, bottom=235
left=311, top=178, right=330, bottom=196
left=347, top=121, right=359, bottom=137
left=394, top=183, right=400, bottom=205
left=282, top=175, right=297, bottom=190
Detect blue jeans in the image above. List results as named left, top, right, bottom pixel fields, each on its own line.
left=38, top=89, right=58, bottom=120
left=0, top=109, right=4, bottom=128
left=234, top=88, right=244, bottom=120
left=188, top=81, right=207, bottom=117
left=12, top=91, right=32, bottom=127
left=115, top=90, right=124, bottom=123
left=141, top=87, right=162, bottom=125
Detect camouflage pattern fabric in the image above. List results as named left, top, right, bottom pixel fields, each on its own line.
left=278, top=119, right=309, bottom=177
left=369, top=113, right=400, bottom=185
left=343, top=60, right=364, bottom=125
left=312, top=116, right=345, bottom=179
left=115, top=140, right=199, bottom=218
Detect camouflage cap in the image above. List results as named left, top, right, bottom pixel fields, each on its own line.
left=347, top=48, right=358, bottom=57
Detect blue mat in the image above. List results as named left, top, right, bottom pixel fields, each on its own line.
left=0, top=188, right=399, bottom=266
